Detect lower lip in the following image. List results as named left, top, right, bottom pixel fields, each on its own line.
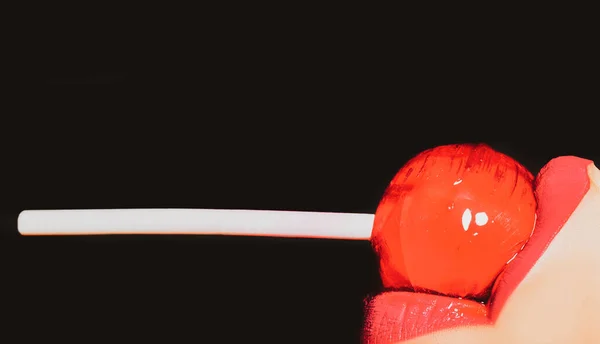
left=364, top=156, right=592, bottom=343
left=363, top=292, right=490, bottom=343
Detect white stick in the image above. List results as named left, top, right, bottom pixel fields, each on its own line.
left=17, top=209, right=374, bottom=240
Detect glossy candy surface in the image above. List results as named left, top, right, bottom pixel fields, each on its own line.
left=371, top=144, right=537, bottom=299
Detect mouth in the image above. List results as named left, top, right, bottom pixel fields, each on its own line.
left=363, top=156, right=593, bottom=343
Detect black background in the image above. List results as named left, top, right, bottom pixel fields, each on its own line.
left=2, top=9, right=598, bottom=344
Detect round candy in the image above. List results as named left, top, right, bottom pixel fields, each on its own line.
left=371, top=143, right=537, bottom=299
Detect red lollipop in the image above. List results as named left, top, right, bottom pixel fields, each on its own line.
left=371, top=143, right=537, bottom=299
left=17, top=142, right=536, bottom=302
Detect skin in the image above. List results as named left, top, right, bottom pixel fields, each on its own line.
left=396, top=161, right=600, bottom=343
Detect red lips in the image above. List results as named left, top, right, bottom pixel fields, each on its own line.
left=363, top=145, right=592, bottom=343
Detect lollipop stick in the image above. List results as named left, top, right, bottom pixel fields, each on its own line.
left=17, top=209, right=374, bottom=240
